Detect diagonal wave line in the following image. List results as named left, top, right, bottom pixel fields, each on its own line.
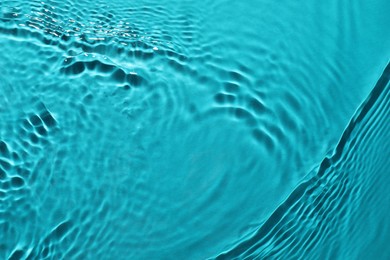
left=213, top=61, right=390, bottom=259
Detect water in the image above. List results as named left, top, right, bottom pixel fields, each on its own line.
left=0, top=0, right=389, bottom=259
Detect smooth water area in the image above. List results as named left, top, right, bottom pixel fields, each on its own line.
left=0, top=0, right=389, bottom=259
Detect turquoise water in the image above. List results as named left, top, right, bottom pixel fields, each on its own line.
left=0, top=0, right=389, bottom=259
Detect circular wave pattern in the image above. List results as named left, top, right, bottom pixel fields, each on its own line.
left=215, top=63, right=390, bottom=260
left=1, top=0, right=390, bottom=259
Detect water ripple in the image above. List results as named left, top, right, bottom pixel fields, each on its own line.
left=1, top=0, right=389, bottom=259
left=214, top=63, right=390, bottom=259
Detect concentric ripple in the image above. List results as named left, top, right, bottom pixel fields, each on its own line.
left=214, top=62, right=390, bottom=260
left=1, top=0, right=390, bottom=259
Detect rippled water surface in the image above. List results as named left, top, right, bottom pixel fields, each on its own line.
left=1, top=0, right=389, bottom=259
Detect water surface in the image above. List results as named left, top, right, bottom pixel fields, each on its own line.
left=0, top=0, right=389, bottom=259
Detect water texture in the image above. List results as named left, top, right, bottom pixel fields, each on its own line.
left=215, top=63, right=390, bottom=260
left=0, top=0, right=389, bottom=259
